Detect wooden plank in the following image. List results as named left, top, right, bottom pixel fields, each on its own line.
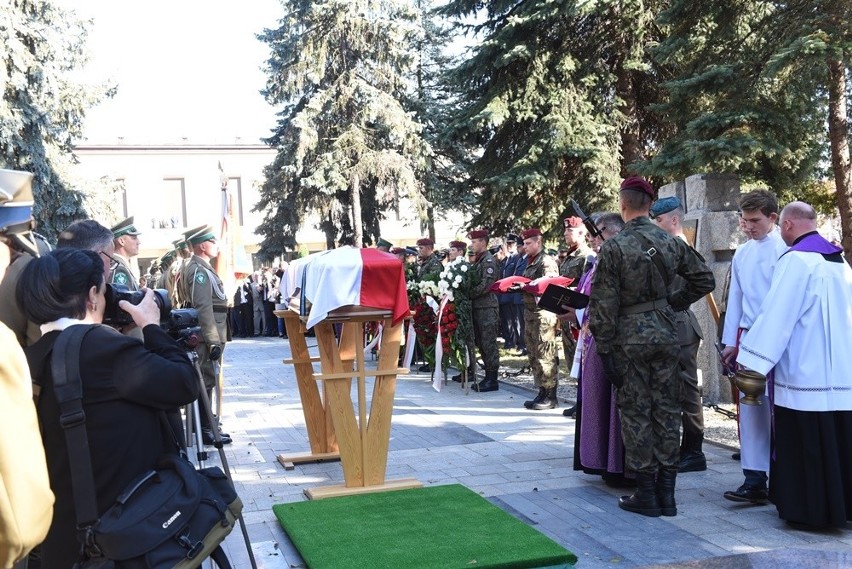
left=304, top=478, right=422, bottom=500
left=364, top=318, right=402, bottom=486
left=312, top=368, right=409, bottom=381
left=276, top=451, right=340, bottom=469
left=283, top=356, right=321, bottom=365
left=315, top=321, right=364, bottom=487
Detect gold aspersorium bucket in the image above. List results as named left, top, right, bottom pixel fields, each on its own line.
left=734, top=369, right=767, bottom=406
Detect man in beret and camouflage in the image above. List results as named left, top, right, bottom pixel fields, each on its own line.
left=468, top=230, right=501, bottom=392
left=109, top=216, right=141, bottom=291
left=651, top=196, right=708, bottom=474
left=179, top=224, right=232, bottom=445
left=559, top=216, right=595, bottom=417
left=589, top=176, right=714, bottom=518
left=416, top=237, right=443, bottom=280
left=519, top=228, right=561, bottom=409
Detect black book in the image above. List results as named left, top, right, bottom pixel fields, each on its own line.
left=538, top=283, right=589, bottom=315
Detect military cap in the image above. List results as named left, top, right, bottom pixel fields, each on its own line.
left=547, top=248, right=558, bottom=256
left=521, top=228, right=542, bottom=240
left=0, top=169, right=38, bottom=256
left=390, top=246, right=405, bottom=255
left=182, top=225, right=206, bottom=241
left=187, top=224, right=217, bottom=246
left=404, top=246, right=418, bottom=256
left=620, top=175, right=654, bottom=197
left=650, top=196, right=682, bottom=219
left=468, top=229, right=489, bottom=240
left=111, top=216, right=141, bottom=238
left=160, top=250, right=176, bottom=263
left=506, top=233, right=519, bottom=244
left=416, top=237, right=434, bottom=247
left=377, top=237, right=393, bottom=248
left=449, top=240, right=467, bottom=250
left=563, top=216, right=583, bottom=228
left=172, top=236, right=190, bottom=251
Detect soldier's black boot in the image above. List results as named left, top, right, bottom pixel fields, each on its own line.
left=531, top=385, right=559, bottom=410
left=524, top=387, right=547, bottom=409
left=474, top=371, right=499, bottom=392
left=656, top=468, right=678, bottom=516
left=618, top=472, right=661, bottom=517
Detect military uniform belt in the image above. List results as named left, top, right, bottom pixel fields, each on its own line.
left=213, top=305, right=229, bottom=314
left=619, top=297, right=668, bottom=316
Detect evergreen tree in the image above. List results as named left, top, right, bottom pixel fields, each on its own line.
left=439, top=0, right=673, bottom=237
left=0, top=1, right=111, bottom=241
left=645, top=0, right=851, bottom=260
left=256, top=0, right=428, bottom=256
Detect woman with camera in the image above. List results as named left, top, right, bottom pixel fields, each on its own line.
left=18, top=248, right=200, bottom=568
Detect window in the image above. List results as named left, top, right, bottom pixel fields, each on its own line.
left=144, top=178, right=186, bottom=230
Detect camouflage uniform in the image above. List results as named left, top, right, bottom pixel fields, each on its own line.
left=180, top=255, right=228, bottom=393
left=558, top=244, right=595, bottom=371
left=470, top=250, right=500, bottom=373
left=589, top=216, right=714, bottom=473
left=417, top=254, right=443, bottom=281
left=522, top=252, right=560, bottom=388
left=109, top=253, right=139, bottom=291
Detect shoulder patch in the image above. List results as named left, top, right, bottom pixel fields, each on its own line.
left=486, top=267, right=494, bottom=274
left=113, top=272, right=128, bottom=285
left=195, top=272, right=207, bottom=284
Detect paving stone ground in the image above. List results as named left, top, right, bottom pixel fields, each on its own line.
left=206, top=336, right=851, bottom=568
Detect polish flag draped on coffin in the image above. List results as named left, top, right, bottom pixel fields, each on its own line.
left=283, top=247, right=410, bottom=329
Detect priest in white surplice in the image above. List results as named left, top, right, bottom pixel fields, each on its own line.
left=737, top=201, right=852, bottom=528
left=720, top=190, right=787, bottom=503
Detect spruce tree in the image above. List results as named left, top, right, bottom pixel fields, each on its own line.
left=439, top=0, right=673, bottom=237
left=256, top=0, right=428, bottom=256
left=0, top=1, right=110, bottom=241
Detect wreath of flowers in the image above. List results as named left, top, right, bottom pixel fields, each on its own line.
left=410, top=275, right=440, bottom=369
left=436, top=258, right=476, bottom=374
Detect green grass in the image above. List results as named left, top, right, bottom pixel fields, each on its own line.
left=273, top=484, right=577, bottom=569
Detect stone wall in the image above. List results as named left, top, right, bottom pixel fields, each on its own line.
left=657, top=174, right=746, bottom=403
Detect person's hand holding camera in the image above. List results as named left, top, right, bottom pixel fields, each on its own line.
left=118, top=288, right=161, bottom=331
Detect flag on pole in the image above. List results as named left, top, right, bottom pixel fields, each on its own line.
left=213, top=162, right=253, bottom=296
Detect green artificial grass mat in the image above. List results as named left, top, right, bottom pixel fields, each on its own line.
left=272, top=484, right=578, bottom=569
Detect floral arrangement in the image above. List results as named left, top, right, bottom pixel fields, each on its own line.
left=436, top=258, right=475, bottom=375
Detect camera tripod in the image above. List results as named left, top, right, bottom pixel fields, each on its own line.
left=180, top=343, right=258, bottom=569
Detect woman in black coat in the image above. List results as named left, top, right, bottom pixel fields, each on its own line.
left=19, top=249, right=199, bottom=569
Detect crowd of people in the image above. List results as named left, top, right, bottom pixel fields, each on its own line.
left=1, top=168, right=851, bottom=568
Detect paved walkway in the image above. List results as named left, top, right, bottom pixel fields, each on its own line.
left=209, top=336, right=851, bottom=568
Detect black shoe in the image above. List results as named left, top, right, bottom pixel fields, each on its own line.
left=619, top=472, right=661, bottom=517
left=201, top=428, right=232, bottom=446
left=678, top=450, right=707, bottom=473
left=562, top=404, right=577, bottom=418
left=524, top=387, right=546, bottom=408
left=723, top=484, right=768, bottom=504
left=473, top=378, right=499, bottom=392
left=452, top=373, right=463, bottom=383
left=656, top=468, right=678, bottom=517
left=528, top=386, right=558, bottom=410
left=418, top=364, right=432, bottom=373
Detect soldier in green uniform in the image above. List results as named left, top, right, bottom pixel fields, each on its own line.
left=559, top=216, right=595, bottom=417
left=415, top=237, right=443, bottom=279
left=589, top=176, right=714, bottom=518
left=518, top=228, right=561, bottom=410
left=468, top=230, right=501, bottom=393
left=109, top=216, right=141, bottom=291
left=180, top=224, right=232, bottom=445
left=174, top=227, right=204, bottom=308
left=155, top=250, right=176, bottom=291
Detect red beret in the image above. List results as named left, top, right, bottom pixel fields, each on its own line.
left=449, top=240, right=467, bottom=250
left=563, top=216, right=583, bottom=228
left=416, top=237, right=434, bottom=247
left=620, top=176, right=654, bottom=197
left=468, top=229, right=489, bottom=240
left=521, top=228, right=542, bottom=240
left=390, top=247, right=405, bottom=255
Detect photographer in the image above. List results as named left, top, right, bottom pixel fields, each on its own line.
left=18, top=248, right=199, bottom=569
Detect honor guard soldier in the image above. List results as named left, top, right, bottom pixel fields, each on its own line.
left=174, top=227, right=204, bottom=307
left=376, top=237, right=393, bottom=252
left=519, top=228, right=561, bottom=409
left=181, top=225, right=232, bottom=445
left=109, top=216, right=141, bottom=290
left=155, top=250, right=176, bottom=291
left=415, top=237, right=443, bottom=280
left=559, top=216, right=595, bottom=417
left=589, top=176, right=714, bottom=518
left=468, top=230, right=501, bottom=392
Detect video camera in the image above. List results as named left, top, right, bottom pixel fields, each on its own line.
left=103, top=285, right=200, bottom=345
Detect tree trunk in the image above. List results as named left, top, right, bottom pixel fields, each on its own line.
left=351, top=173, right=363, bottom=247
left=826, top=58, right=852, bottom=265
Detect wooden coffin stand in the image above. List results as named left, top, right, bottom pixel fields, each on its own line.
left=275, top=303, right=421, bottom=500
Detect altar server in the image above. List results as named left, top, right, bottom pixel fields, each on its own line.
left=737, top=201, right=852, bottom=528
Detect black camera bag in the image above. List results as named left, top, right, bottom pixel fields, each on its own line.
left=51, top=325, right=241, bottom=568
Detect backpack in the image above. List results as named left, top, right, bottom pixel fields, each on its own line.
left=0, top=323, right=54, bottom=568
